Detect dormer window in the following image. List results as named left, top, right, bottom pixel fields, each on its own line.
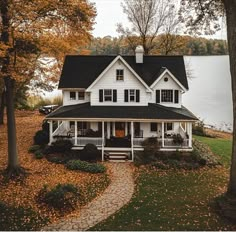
left=70, top=91, right=76, bottom=100
left=116, top=69, right=124, bottom=81
left=161, top=90, right=173, bottom=102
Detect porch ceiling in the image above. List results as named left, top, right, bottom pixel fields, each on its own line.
left=46, top=102, right=198, bottom=121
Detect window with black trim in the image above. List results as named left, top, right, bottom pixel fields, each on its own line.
left=129, top=89, right=135, bottom=102
left=104, top=89, right=112, bottom=101
left=166, top=123, right=173, bottom=131
left=78, top=91, right=85, bottom=100
left=124, top=89, right=140, bottom=102
left=116, top=69, right=124, bottom=81
left=150, top=123, right=157, bottom=132
left=161, top=90, right=173, bottom=102
left=70, top=91, right=76, bottom=100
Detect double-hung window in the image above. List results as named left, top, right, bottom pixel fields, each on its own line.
left=99, top=89, right=117, bottom=102
left=124, top=89, right=140, bottom=102
left=129, top=89, right=136, bottom=102
left=104, top=89, right=112, bottom=101
left=161, top=90, right=173, bottom=102
left=156, top=89, right=179, bottom=104
left=116, top=69, right=124, bottom=81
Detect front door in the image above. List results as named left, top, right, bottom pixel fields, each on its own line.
left=115, top=122, right=125, bottom=137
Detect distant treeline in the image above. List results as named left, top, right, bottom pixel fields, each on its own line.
left=80, top=35, right=228, bottom=56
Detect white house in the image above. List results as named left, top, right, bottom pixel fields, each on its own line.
left=46, top=46, right=197, bottom=161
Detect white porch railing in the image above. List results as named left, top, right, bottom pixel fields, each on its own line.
left=133, top=137, right=189, bottom=148
left=52, top=122, right=67, bottom=137
left=75, top=137, right=103, bottom=146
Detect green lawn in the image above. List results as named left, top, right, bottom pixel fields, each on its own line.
left=92, top=135, right=235, bottom=231
left=194, top=135, right=232, bottom=166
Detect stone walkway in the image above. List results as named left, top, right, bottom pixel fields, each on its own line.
left=42, top=163, right=134, bottom=231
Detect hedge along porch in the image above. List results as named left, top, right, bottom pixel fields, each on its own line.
left=47, top=119, right=193, bottom=162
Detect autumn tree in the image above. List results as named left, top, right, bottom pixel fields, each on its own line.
left=180, top=0, right=236, bottom=221
left=117, top=0, right=182, bottom=54
left=0, top=0, right=96, bottom=178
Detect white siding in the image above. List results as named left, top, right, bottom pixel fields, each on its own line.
left=151, top=73, right=183, bottom=108
left=88, top=59, right=149, bottom=106
left=63, top=90, right=90, bottom=106
left=140, top=122, right=182, bottom=138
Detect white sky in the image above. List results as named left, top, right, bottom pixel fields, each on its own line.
left=91, top=0, right=227, bottom=40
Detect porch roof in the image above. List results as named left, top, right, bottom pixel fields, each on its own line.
left=46, top=103, right=198, bottom=121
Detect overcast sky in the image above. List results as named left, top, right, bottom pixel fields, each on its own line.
left=91, top=0, right=227, bottom=40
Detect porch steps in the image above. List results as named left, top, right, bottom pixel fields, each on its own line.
left=105, top=151, right=130, bottom=162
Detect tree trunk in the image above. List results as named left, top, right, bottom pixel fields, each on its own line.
left=0, top=89, right=5, bottom=125
left=4, top=77, right=19, bottom=169
left=0, top=0, right=25, bottom=178
left=217, top=0, right=236, bottom=222
left=224, top=0, right=236, bottom=196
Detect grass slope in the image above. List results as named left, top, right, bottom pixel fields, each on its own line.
left=194, top=135, right=232, bottom=166
left=92, top=135, right=235, bottom=231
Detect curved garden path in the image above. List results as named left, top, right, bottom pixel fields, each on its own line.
left=42, top=162, right=134, bottom=231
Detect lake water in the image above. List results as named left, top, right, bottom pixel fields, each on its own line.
left=183, top=56, right=233, bottom=132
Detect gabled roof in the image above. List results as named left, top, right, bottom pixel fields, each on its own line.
left=46, top=102, right=197, bottom=121
left=58, top=55, right=188, bottom=90
left=150, top=68, right=187, bottom=92
left=86, top=55, right=152, bottom=92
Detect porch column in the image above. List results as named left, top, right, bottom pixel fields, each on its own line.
left=74, top=121, right=78, bottom=146
left=49, top=120, right=53, bottom=145
left=131, top=121, right=134, bottom=162
left=107, top=122, right=110, bottom=139
left=125, top=122, right=128, bottom=136
left=112, top=122, right=115, bottom=136
left=162, top=122, right=165, bottom=148
left=188, top=122, right=192, bottom=148
left=102, top=121, right=105, bottom=161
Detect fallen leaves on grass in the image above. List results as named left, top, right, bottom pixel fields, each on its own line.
left=0, top=110, right=110, bottom=228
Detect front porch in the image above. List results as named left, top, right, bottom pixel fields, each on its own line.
left=48, top=120, right=193, bottom=161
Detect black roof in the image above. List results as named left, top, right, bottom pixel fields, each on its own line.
left=58, top=55, right=188, bottom=90
left=46, top=103, right=197, bottom=121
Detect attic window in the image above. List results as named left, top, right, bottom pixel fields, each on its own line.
left=164, top=77, right=168, bottom=82
left=116, top=69, right=124, bottom=81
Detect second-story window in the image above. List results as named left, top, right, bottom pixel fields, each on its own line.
left=129, top=89, right=135, bottom=102
left=116, top=69, right=124, bottom=81
left=78, top=91, right=85, bottom=100
left=104, top=89, right=112, bottom=101
left=161, top=90, right=173, bottom=103
left=70, top=91, right=76, bottom=100
left=99, top=89, right=117, bottom=102
left=124, top=89, right=140, bottom=102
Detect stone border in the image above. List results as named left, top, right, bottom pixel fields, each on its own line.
left=42, top=163, right=134, bottom=231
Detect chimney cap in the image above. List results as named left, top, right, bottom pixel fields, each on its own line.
left=135, top=45, right=144, bottom=53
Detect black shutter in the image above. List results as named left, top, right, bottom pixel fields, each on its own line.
left=136, top=89, right=140, bottom=102
left=156, top=90, right=160, bottom=103
left=174, top=90, right=179, bottom=103
left=99, top=89, right=103, bottom=102
left=124, top=89, right=128, bottom=102
left=113, top=89, right=117, bottom=102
